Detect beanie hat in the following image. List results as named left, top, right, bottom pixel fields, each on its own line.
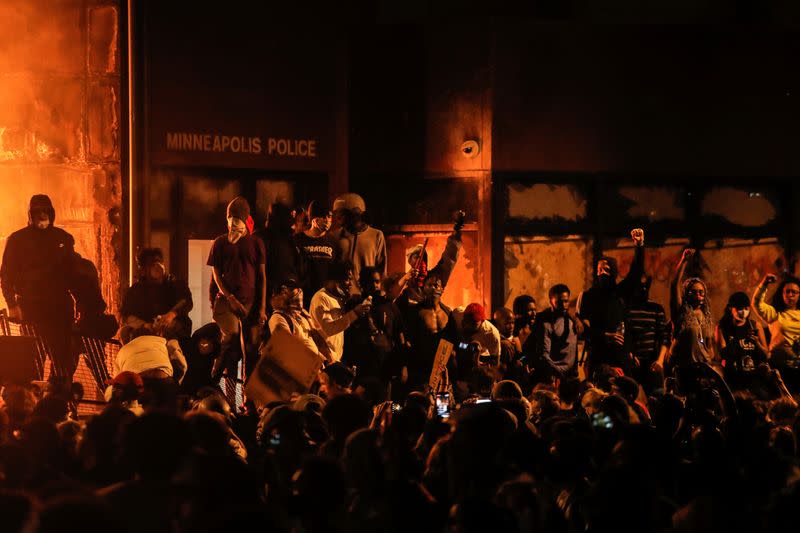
left=464, top=303, right=486, bottom=323
left=332, top=193, right=366, bottom=214
left=227, top=196, right=254, bottom=234
left=226, top=196, right=250, bottom=222
left=28, top=194, right=56, bottom=224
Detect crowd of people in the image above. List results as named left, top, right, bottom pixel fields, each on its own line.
left=1, top=192, right=800, bottom=532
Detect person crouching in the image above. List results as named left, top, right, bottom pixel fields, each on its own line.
left=115, top=326, right=187, bottom=411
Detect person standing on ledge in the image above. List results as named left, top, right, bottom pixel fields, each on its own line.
left=296, top=200, right=340, bottom=308
left=207, top=196, right=267, bottom=380
left=577, top=228, right=645, bottom=378
left=1, top=194, right=77, bottom=386
left=333, top=193, right=386, bottom=294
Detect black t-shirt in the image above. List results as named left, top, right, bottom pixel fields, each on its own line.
left=296, top=232, right=341, bottom=306
left=719, top=318, right=763, bottom=371
left=121, top=276, right=193, bottom=323
left=206, top=234, right=265, bottom=307
left=579, top=286, right=628, bottom=367
left=255, top=230, right=302, bottom=300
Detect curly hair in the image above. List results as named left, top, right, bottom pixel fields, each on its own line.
left=677, top=277, right=713, bottom=332
left=770, top=276, right=800, bottom=312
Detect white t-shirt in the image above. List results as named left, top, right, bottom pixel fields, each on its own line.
left=470, top=320, right=502, bottom=357
left=309, top=289, right=358, bottom=362
left=268, top=311, right=321, bottom=357
left=451, top=307, right=502, bottom=357
left=115, top=335, right=186, bottom=381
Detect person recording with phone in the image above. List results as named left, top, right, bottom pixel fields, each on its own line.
left=309, top=262, right=371, bottom=363
left=342, top=267, right=397, bottom=379
left=716, top=291, right=768, bottom=390
left=456, top=303, right=502, bottom=366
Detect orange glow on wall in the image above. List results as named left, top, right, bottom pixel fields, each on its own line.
left=0, top=0, right=122, bottom=313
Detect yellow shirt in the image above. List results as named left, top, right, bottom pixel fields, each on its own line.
left=753, top=284, right=800, bottom=350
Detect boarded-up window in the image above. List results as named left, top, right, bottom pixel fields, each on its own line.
left=700, top=239, right=785, bottom=320
left=701, top=187, right=777, bottom=227
left=507, top=184, right=587, bottom=222
left=602, top=240, right=688, bottom=321
left=599, top=186, right=686, bottom=223
left=603, top=238, right=785, bottom=322
left=504, top=236, right=593, bottom=310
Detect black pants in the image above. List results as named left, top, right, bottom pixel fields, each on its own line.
left=22, top=299, right=76, bottom=385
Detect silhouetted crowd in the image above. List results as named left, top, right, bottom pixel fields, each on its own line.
left=2, top=193, right=800, bottom=532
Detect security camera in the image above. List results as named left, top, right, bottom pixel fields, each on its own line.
left=460, top=140, right=480, bottom=158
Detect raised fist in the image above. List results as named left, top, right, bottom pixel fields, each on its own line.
left=681, top=248, right=696, bottom=262
left=764, top=274, right=778, bottom=285
left=631, top=228, right=644, bottom=246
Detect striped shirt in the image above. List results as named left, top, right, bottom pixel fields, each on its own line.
left=625, top=302, right=670, bottom=362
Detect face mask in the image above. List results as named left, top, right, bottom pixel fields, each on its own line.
left=227, top=217, right=247, bottom=243
left=35, top=219, right=51, bottom=230
left=288, top=289, right=304, bottom=310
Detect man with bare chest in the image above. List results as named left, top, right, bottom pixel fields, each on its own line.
left=398, top=274, right=455, bottom=388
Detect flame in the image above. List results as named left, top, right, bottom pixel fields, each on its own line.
left=0, top=126, right=56, bottom=162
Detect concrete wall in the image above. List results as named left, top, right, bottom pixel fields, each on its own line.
left=493, top=24, right=800, bottom=176
left=348, top=22, right=494, bottom=309
left=0, top=0, right=122, bottom=313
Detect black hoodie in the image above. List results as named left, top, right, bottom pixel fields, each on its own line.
left=578, top=246, right=644, bottom=369
left=1, top=195, right=75, bottom=308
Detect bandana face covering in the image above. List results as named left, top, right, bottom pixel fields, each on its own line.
left=227, top=217, right=247, bottom=243
left=416, top=258, right=428, bottom=289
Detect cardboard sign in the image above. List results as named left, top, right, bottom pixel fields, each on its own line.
left=245, top=328, right=323, bottom=408
left=428, top=339, right=454, bottom=392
